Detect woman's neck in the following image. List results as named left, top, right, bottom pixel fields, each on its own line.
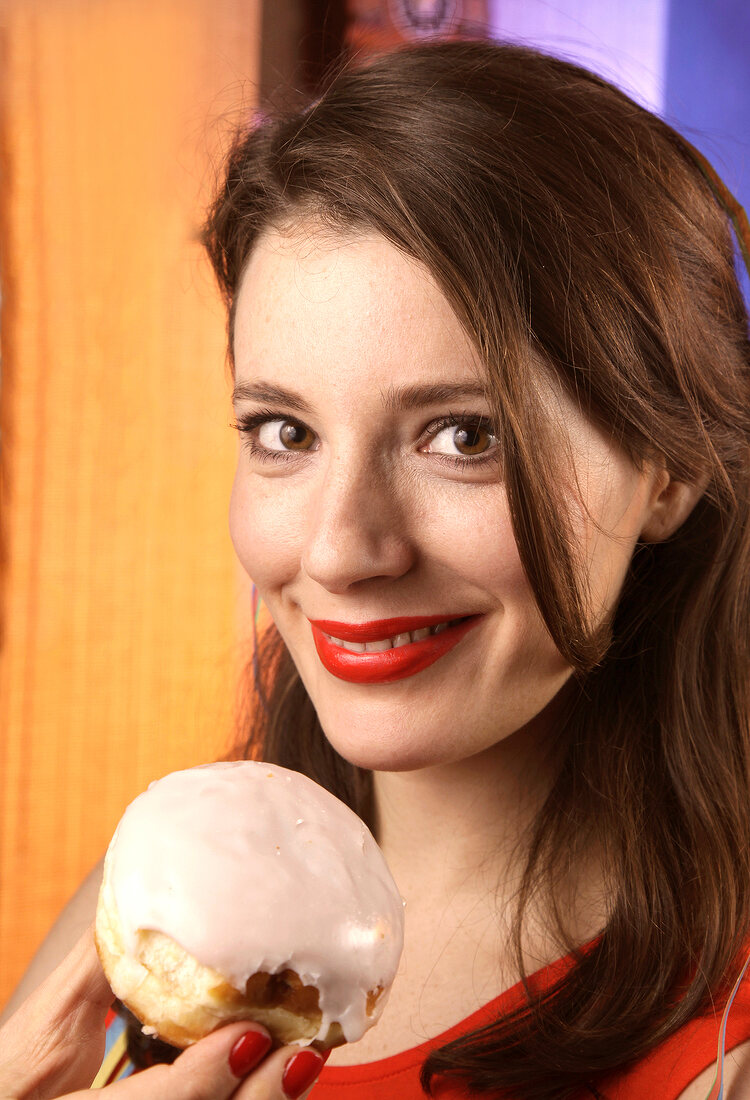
left=373, top=716, right=557, bottom=900
left=372, top=703, right=607, bottom=976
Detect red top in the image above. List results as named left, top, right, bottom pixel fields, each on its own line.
left=314, top=950, right=750, bottom=1100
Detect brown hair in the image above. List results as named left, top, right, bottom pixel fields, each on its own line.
left=202, top=41, right=750, bottom=1099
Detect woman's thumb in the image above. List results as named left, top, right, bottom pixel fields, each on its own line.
left=0, top=926, right=112, bottom=1098
left=91, top=1022, right=275, bottom=1100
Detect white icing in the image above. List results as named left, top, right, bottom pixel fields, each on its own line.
left=106, top=761, right=404, bottom=1043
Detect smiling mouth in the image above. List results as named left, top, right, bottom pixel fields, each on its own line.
left=308, top=614, right=482, bottom=684
left=323, top=617, right=467, bottom=653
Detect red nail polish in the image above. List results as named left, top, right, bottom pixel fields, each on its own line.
left=228, top=1029, right=272, bottom=1077
left=282, top=1048, right=326, bottom=1098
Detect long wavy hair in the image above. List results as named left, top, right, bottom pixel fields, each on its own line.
left=202, top=41, right=750, bottom=1100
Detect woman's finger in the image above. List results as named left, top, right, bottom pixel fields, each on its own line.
left=59, top=1022, right=277, bottom=1100
left=212, top=1040, right=328, bottom=1100
left=58, top=1031, right=325, bottom=1100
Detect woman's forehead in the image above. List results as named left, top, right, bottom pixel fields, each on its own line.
left=236, top=222, right=453, bottom=330
left=233, top=223, right=485, bottom=394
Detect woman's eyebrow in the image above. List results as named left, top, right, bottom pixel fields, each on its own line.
left=380, top=381, right=489, bottom=412
left=231, top=381, right=313, bottom=414
left=232, top=380, right=489, bottom=414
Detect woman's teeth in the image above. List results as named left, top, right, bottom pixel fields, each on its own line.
left=326, top=621, right=451, bottom=653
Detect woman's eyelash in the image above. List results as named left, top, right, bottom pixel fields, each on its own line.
left=425, top=412, right=495, bottom=436
left=230, top=409, right=309, bottom=464
left=423, top=412, right=499, bottom=467
left=229, top=409, right=499, bottom=467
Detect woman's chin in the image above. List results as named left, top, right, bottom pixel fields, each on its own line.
left=318, top=719, right=491, bottom=774
left=327, top=740, right=452, bottom=774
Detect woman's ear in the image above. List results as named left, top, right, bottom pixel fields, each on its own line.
left=639, top=467, right=707, bottom=543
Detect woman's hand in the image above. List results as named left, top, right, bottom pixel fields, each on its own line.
left=0, top=929, right=326, bottom=1099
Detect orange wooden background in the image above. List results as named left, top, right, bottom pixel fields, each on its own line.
left=0, top=0, right=491, bottom=1006
left=0, top=0, right=260, bottom=1004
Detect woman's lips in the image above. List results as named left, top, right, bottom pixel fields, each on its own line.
left=309, top=614, right=483, bottom=684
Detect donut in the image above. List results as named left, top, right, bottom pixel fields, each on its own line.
left=95, top=761, right=404, bottom=1050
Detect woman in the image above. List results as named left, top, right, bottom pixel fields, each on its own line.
left=2, top=40, right=750, bottom=1100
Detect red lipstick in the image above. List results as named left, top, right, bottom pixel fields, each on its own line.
left=309, top=614, right=482, bottom=684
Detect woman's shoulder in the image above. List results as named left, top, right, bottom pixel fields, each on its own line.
left=675, top=1038, right=750, bottom=1099
left=604, top=963, right=750, bottom=1100
left=0, top=858, right=103, bottom=1024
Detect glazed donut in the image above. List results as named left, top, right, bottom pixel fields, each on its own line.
left=95, top=761, right=404, bottom=1050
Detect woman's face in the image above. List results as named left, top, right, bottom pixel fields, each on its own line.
left=229, top=224, right=661, bottom=772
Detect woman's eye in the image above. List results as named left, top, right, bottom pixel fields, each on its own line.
left=257, top=419, right=316, bottom=452
left=427, top=421, right=497, bottom=457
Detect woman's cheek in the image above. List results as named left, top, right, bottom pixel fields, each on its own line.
left=229, top=471, right=301, bottom=590
left=445, top=500, right=528, bottom=599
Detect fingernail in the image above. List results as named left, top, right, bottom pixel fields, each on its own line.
left=281, top=1048, right=327, bottom=1098
left=228, top=1029, right=272, bottom=1077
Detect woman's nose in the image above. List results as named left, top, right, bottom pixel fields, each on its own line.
left=301, top=455, right=416, bottom=593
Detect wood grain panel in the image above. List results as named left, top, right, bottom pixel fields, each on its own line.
left=0, top=0, right=260, bottom=1003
